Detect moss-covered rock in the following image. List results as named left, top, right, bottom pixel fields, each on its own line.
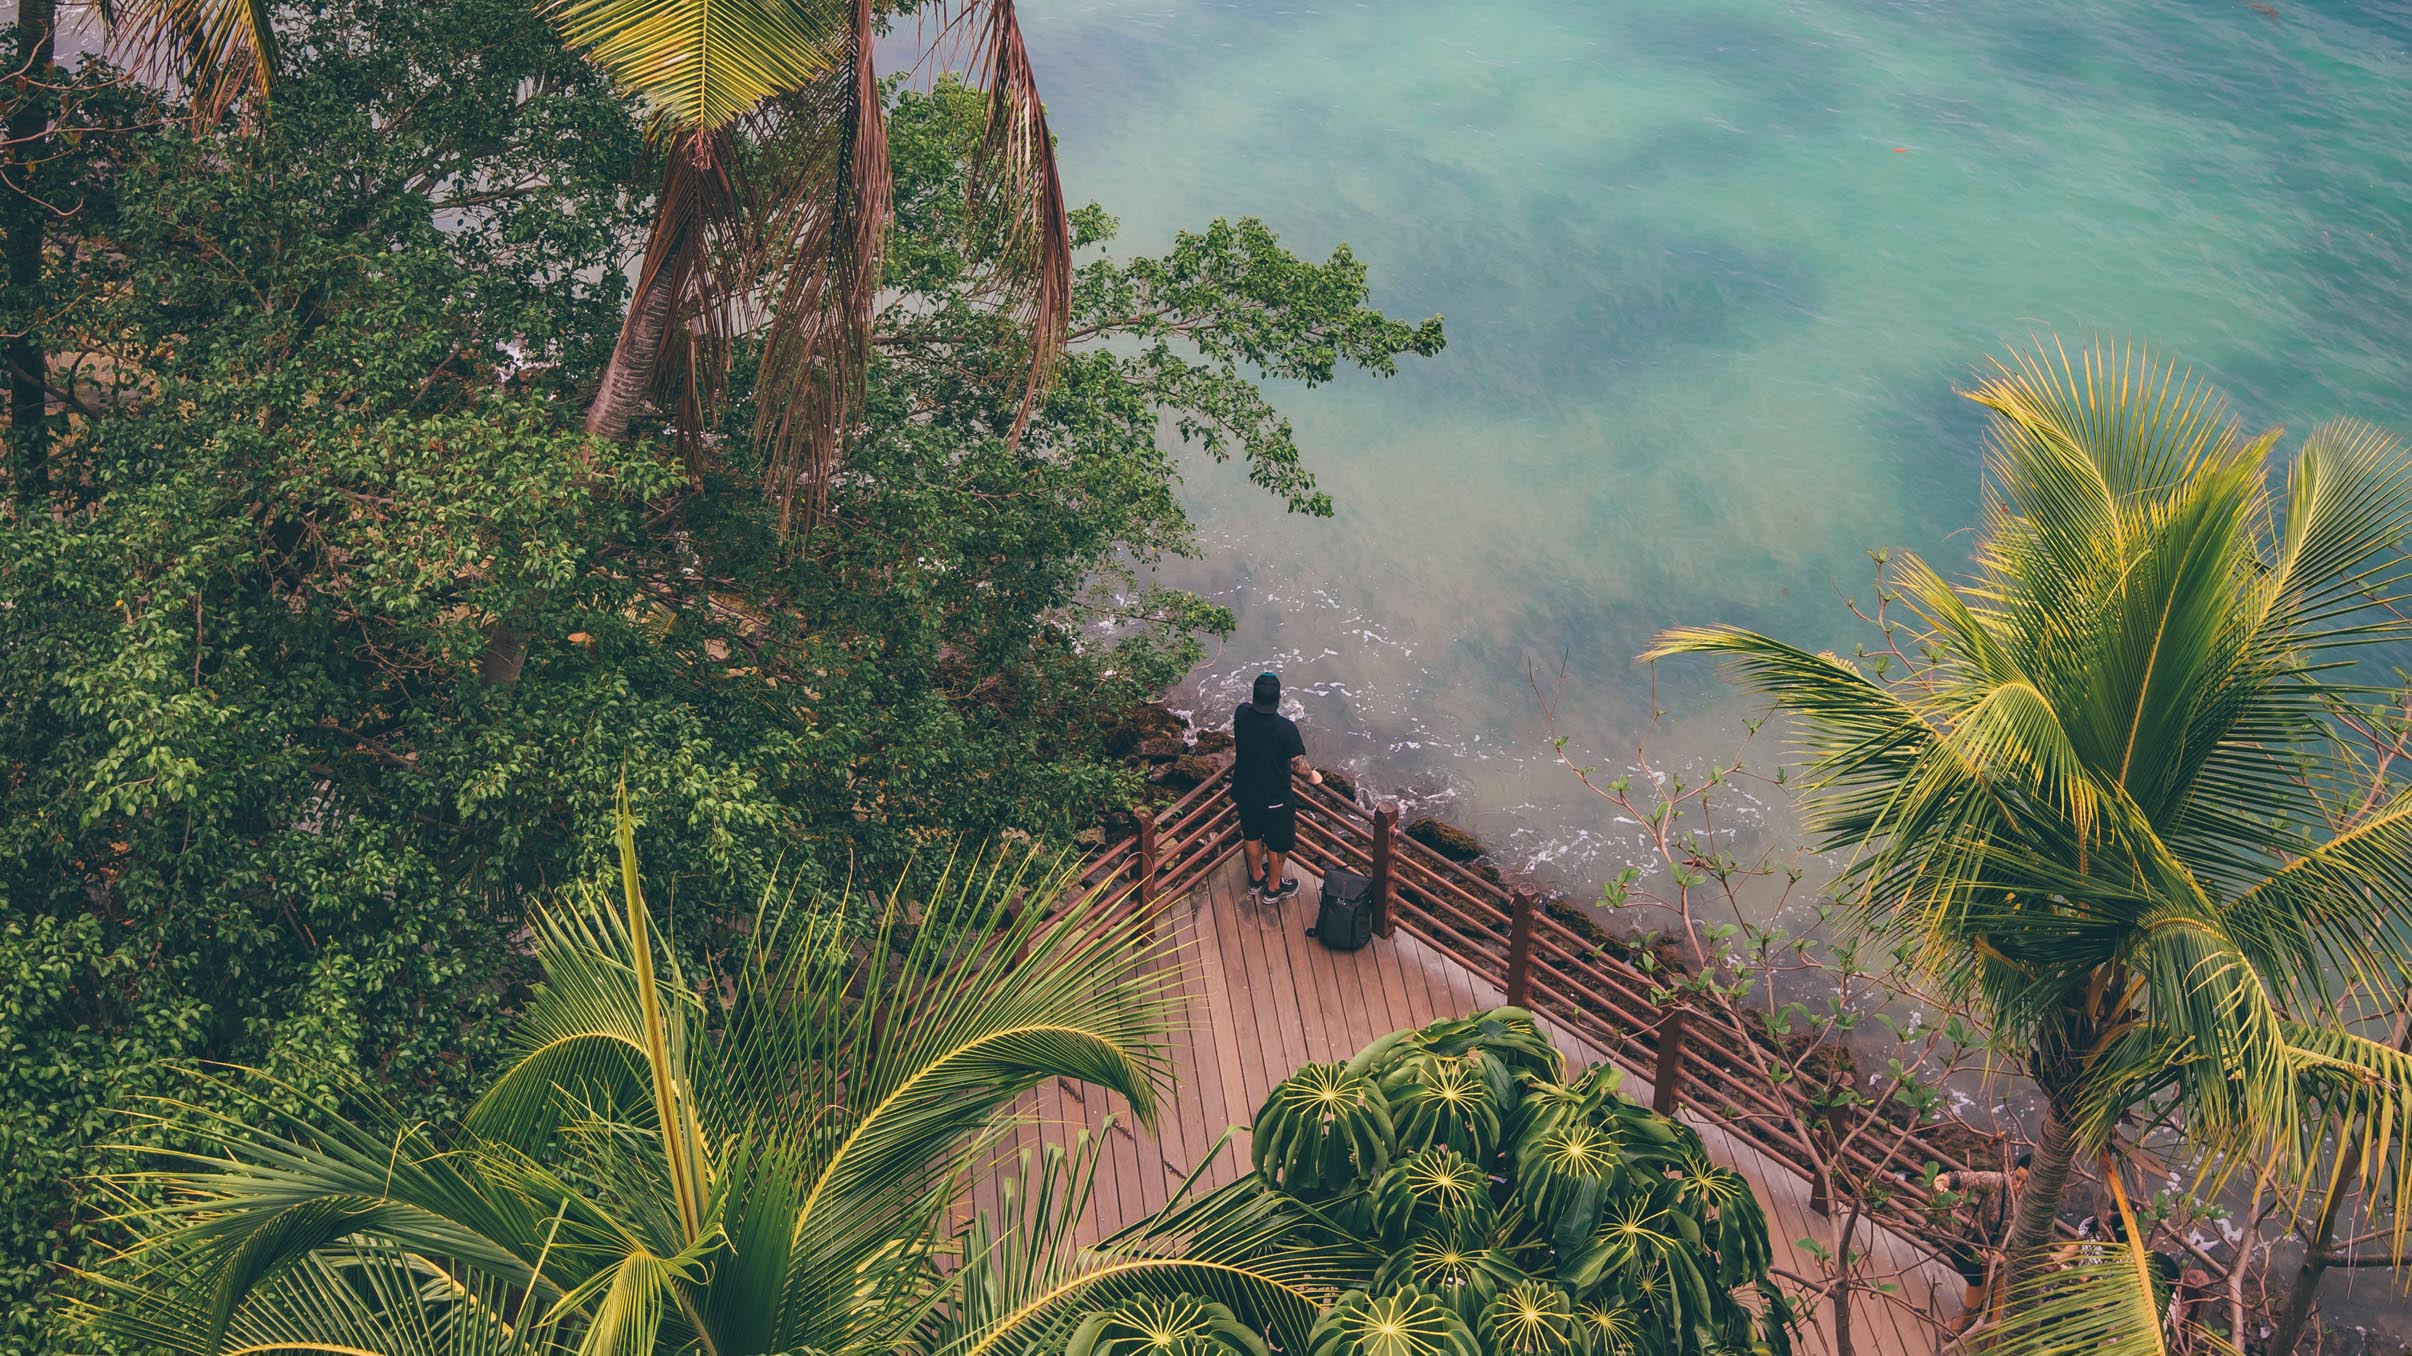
left=1407, top=817, right=1486, bottom=862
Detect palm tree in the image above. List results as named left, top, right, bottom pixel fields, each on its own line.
left=549, top=0, right=1071, bottom=535
left=76, top=800, right=1184, bottom=1355
left=1648, top=343, right=2412, bottom=1325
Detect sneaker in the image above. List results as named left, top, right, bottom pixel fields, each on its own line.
left=1266, top=877, right=1300, bottom=901
left=1247, top=868, right=1267, bottom=893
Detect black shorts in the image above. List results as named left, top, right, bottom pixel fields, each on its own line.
left=1236, top=799, right=1296, bottom=854
left=1943, top=1240, right=1989, bottom=1287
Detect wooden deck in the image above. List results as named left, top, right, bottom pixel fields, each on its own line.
left=973, top=853, right=1957, bottom=1355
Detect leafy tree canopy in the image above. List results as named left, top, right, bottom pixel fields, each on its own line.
left=0, top=0, right=1442, bottom=1346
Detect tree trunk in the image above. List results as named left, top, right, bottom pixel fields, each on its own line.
left=1830, top=1265, right=1852, bottom=1356
left=583, top=216, right=683, bottom=440
left=5, top=0, right=57, bottom=502
left=2265, top=1161, right=2343, bottom=1356
left=1999, top=1106, right=2080, bottom=1295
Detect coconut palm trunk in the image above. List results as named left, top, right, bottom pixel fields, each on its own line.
left=1998, top=1106, right=2080, bottom=1293
left=2265, top=1149, right=2352, bottom=1356
left=583, top=214, right=686, bottom=440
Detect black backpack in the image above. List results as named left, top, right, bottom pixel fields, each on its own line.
left=1308, top=867, right=1375, bottom=952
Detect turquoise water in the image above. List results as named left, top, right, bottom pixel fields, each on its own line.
left=1022, top=0, right=2412, bottom=877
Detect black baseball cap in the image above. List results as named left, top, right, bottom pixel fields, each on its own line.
left=1251, top=671, right=1280, bottom=712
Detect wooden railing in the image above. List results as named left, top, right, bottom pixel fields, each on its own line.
left=1080, top=765, right=1992, bottom=1255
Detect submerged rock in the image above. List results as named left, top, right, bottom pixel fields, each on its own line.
left=1407, top=817, right=1486, bottom=862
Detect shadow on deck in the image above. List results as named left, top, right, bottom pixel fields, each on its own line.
left=972, top=854, right=1956, bottom=1356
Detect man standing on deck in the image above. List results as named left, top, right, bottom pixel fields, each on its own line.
left=1233, top=671, right=1321, bottom=900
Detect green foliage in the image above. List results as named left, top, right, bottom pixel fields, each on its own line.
left=0, top=12, right=1440, bottom=1350
left=1486, top=1278, right=1579, bottom=1356
left=76, top=807, right=1185, bottom=1356
left=1371, top=1234, right=1525, bottom=1323
left=1306, top=1287, right=1481, bottom=1356
left=1251, top=1062, right=1396, bottom=1197
left=1064, top=1295, right=1272, bottom=1356
left=1381, top=1054, right=1509, bottom=1162
left=1104, top=1011, right=1787, bottom=1356
left=1370, top=1146, right=1497, bottom=1247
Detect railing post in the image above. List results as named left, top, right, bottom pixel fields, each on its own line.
left=1371, top=804, right=1397, bottom=939
left=1505, top=890, right=1535, bottom=1006
left=1133, top=810, right=1158, bottom=934
left=1652, top=1007, right=1689, bottom=1117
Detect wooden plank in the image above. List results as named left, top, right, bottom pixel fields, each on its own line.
left=1211, top=858, right=1287, bottom=1136
left=1192, top=865, right=1257, bottom=1150
left=1276, top=876, right=1339, bottom=1059
left=1364, top=914, right=1423, bottom=1037
left=1244, top=863, right=1321, bottom=1076
left=1258, top=869, right=1333, bottom=1069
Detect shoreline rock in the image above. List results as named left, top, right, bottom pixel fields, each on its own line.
left=1105, top=701, right=1190, bottom=762
left=1406, top=816, right=1485, bottom=862
left=1149, top=754, right=1222, bottom=792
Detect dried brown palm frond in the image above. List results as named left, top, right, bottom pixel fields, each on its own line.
left=750, top=0, right=891, bottom=537
left=588, top=128, right=753, bottom=465
left=963, top=0, right=1072, bottom=444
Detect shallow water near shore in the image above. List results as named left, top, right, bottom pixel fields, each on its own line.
left=1021, top=0, right=2412, bottom=880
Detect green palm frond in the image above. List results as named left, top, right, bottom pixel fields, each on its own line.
left=86, top=812, right=1184, bottom=1356
left=79, top=1246, right=542, bottom=1356
left=771, top=858, right=1184, bottom=1350
left=2282, top=1021, right=2412, bottom=1258
left=545, top=0, right=844, bottom=134
left=2222, top=792, right=2412, bottom=1006
left=1987, top=1236, right=2236, bottom=1356
left=1652, top=340, right=2412, bottom=1289
left=943, top=1134, right=1113, bottom=1351
left=98, top=0, right=275, bottom=123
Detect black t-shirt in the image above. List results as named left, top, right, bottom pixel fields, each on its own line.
left=1232, top=703, right=1305, bottom=807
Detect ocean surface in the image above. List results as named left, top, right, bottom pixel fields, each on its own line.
left=1021, top=0, right=2412, bottom=883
